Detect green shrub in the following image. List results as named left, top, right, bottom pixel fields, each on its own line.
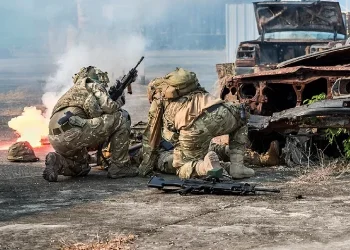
left=304, top=93, right=350, bottom=159
left=303, top=93, right=326, bottom=105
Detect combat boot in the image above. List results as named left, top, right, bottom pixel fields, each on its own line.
left=195, top=151, right=222, bottom=176
left=43, top=152, right=62, bottom=182
left=107, top=162, right=139, bottom=179
left=260, top=140, right=280, bottom=166
left=229, top=149, right=255, bottom=179
left=220, top=161, right=231, bottom=173
left=76, top=163, right=91, bottom=177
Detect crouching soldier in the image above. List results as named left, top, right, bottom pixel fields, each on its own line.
left=43, top=66, right=138, bottom=182
left=139, top=67, right=255, bottom=179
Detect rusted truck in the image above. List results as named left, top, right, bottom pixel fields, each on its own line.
left=216, top=1, right=350, bottom=166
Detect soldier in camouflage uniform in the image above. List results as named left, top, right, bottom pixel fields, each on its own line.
left=43, top=66, right=138, bottom=182
left=139, top=68, right=255, bottom=179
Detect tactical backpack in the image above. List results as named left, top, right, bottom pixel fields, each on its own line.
left=148, top=68, right=201, bottom=101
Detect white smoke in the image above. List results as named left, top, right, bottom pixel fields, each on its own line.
left=8, top=0, right=169, bottom=146
left=42, top=34, right=146, bottom=118
left=41, top=0, right=169, bottom=118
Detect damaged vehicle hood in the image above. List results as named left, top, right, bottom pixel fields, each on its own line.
left=249, top=98, right=350, bottom=131
left=254, top=1, right=346, bottom=36
left=277, top=45, right=350, bottom=68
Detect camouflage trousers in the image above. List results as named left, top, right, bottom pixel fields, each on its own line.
left=131, top=146, right=176, bottom=175
left=48, top=109, right=130, bottom=177
left=173, top=103, right=247, bottom=179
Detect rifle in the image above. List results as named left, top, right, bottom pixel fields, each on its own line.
left=147, top=169, right=280, bottom=196
left=109, top=56, right=145, bottom=101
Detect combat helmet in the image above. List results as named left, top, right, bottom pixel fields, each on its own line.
left=7, top=141, right=39, bottom=162
left=72, top=66, right=110, bottom=87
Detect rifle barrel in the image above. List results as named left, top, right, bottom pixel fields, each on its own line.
left=134, top=56, right=144, bottom=69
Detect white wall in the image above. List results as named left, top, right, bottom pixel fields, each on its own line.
left=225, top=3, right=259, bottom=63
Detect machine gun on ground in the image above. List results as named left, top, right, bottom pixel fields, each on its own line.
left=108, top=56, right=144, bottom=101
left=147, top=168, right=280, bottom=196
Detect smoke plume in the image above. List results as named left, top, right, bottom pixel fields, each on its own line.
left=42, top=0, right=169, bottom=116
left=42, top=34, right=146, bottom=118
left=8, top=0, right=169, bottom=147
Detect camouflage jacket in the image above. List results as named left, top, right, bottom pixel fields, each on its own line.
left=140, top=91, right=224, bottom=170
left=51, top=77, right=125, bottom=118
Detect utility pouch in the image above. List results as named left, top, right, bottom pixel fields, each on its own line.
left=69, top=116, right=87, bottom=128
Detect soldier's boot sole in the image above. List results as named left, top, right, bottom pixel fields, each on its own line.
left=194, top=151, right=221, bottom=178
left=43, top=152, right=60, bottom=182
left=205, top=151, right=221, bottom=170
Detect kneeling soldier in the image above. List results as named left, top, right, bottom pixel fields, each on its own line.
left=43, top=66, right=138, bottom=182
left=139, top=68, right=255, bottom=179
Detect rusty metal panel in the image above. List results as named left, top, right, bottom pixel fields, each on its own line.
left=225, top=2, right=258, bottom=63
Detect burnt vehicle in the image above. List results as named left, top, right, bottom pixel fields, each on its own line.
left=248, top=76, right=350, bottom=166
left=217, top=0, right=347, bottom=77
left=216, top=1, right=350, bottom=165
left=220, top=47, right=350, bottom=165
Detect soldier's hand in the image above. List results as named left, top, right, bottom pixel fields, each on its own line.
left=120, top=95, right=125, bottom=105
left=131, top=71, right=138, bottom=83
left=117, top=91, right=126, bottom=105
left=115, top=79, right=123, bottom=89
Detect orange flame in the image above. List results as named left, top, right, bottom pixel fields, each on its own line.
left=8, top=106, right=49, bottom=148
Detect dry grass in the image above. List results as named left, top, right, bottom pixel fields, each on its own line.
left=290, top=159, right=350, bottom=184
left=0, top=88, right=45, bottom=118
left=0, top=90, right=35, bottom=102
left=0, top=108, right=25, bottom=117
left=60, top=234, right=136, bottom=250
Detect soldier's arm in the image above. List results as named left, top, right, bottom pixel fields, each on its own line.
left=139, top=100, right=160, bottom=176
left=114, top=91, right=126, bottom=108
left=86, top=81, right=122, bottom=113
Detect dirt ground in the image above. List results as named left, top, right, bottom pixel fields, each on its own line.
left=1, top=51, right=350, bottom=250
